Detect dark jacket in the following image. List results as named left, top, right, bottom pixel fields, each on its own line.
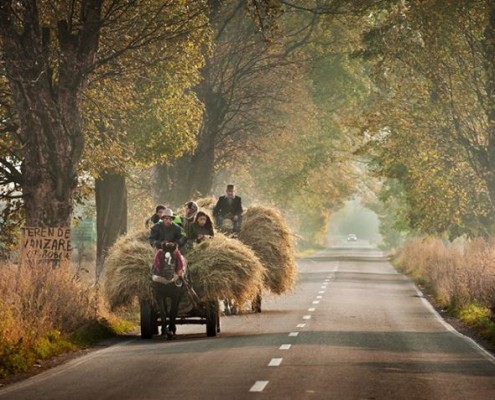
left=213, top=195, right=243, bottom=218
left=148, top=221, right=186, bottom=249
left=144, top=213, right=161, bottom=229
left=189, top=222, right=214, bottom=243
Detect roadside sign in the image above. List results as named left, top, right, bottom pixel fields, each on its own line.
left=20, top=227, right=72, bottom=265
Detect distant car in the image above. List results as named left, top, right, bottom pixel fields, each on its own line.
left=347, top=234, right=357, bottom=242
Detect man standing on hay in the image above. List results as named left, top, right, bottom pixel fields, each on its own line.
left=213, top=184, right=243, bottom=233
left=149, top=209, right=187, bottom=250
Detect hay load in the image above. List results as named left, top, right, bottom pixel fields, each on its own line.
left=195, top=196, right=217, bottom=210
left=104, top=231, right=154, bottom=309
left=238, top=205, right=297, bottom=295
left=104, top=230, right=265, bottom=310
left=186, top=234, right=265, bottom=306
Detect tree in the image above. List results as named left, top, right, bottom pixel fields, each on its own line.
left=151, top=0, right=396, bottom=207
left=0, top=0, right=209, bottom=230
left=79, top=4, right=208, bottom=271
left=151, top=0, right=300, bottom=205
left=356, top=0, right=495, bottom=237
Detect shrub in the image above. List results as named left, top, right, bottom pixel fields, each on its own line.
left=0, top=261, right=97, bottom=377
left=395, top=237, right=495, bottom=310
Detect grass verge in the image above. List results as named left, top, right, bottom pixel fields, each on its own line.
left=393, top=237, right=495, bottom=349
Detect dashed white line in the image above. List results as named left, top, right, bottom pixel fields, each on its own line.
left=318, top=291, right=324, bottom=294
left=303, top=315, right=312, bottom=320
left=289, top=332, right=299, bottom=337
left=268, top=358, right=283, bottom=366
left=279, top=344, right=291, bottom=350
left=296, top=323, right=305, bottom=328
left=316, top=295, right=322, bottom=299
left=250, top=381, right=269, bottom=392
left=312, top=300, right=320, bottom=304
left=308, top=307, right=316, bottom=312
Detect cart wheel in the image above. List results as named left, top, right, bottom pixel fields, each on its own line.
left=252, top=293, right=262, bottom=313
left=140, top=299, right=153, bottom=339
left=151, top=308, right=159, bottom=335
left=216, top=306, right=221, bottom=333
left=206, top=300, right=218, bottom=337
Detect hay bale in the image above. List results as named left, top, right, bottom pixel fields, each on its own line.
left=104, top=230, right=264, bottom=310
left=125, top=229, right=149, bottom=243
left=195, top=196, right=217, bottom=211
left=186, top=234, right=265, bottom=306
left=238, top=205, right=297, bottom=295
left=104, top=232, right=154, bottom=310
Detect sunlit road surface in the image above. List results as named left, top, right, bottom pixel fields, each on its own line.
left=2, top=246, right=495, bottom=400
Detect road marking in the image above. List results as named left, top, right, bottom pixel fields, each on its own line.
left=318, top=291, right=324, bottom=294
left=279, top=344, right=291, bottom=350
left=316, top=295, right=322, bottom=299
left=268, top=358, right=283, bottom=366
left=303, top=315, right=311, bottom=320
left=313, top=300, right=320, bottom=304
left=414, top=286, right=495, bottom=365
left=321, top=286, right=327, bottom=289
left=308, top=307, right=316, bottom=312
left=296, top=323, right=305, bottom=328
left=289, top=332, right=299, bottom=336
left=250, top=381, right=269, bottom=392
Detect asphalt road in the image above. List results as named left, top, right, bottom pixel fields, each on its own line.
left=1, top=246, right=495, bottom=400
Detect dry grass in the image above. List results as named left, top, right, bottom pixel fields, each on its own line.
left=103, top=231, right=154, bottom=310
left=195, top=196, right=217, bottom=211
left=238, top=205, right=298, bottom=295
left=103, top=231, right=265, bottom=309
left=395, top=237, right=495, bottom=309
left=186, top=234, right=265, bottom=305
left=0, top=261, right=97, bottom=377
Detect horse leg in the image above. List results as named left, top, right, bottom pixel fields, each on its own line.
left=153, top=283, right=168, bottom=336
left=223, top=299, right=231, bottom=315
left=167, top=286, right=181, bottom=338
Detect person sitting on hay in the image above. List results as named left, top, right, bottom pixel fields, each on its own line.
left=182, top=201, right=199, bottom=237
left=151, top=242, right=187, bottom=338
left=149, top=208, right=187, bottom=250
left=188, top=211, right=214, bottom=244
left=144, top=204, right=166, bottom=228
left=213, top=184, right=243, bottom=233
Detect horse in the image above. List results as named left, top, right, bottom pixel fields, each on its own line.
left=151, top=242, right=186, bottom=338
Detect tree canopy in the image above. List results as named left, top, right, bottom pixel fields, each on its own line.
left=0, top=0, right=209, bottom=237
left=355, top=0, right=495, bottom=239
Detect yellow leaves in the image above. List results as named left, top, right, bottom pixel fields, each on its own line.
left=356, top=1, right=495, bottom=236
left=77, top=0, right=211, bottom=174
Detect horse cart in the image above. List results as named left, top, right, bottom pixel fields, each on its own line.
left=139, top=277, right=220, bottom=339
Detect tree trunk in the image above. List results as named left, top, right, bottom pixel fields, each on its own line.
left=95, top=172, right=127, bottom=277
left=152, top=124, right=217, bottom=206
left=187, top=131, right=216, bottom=196
left=0, top=2, right=101, bottom=229
left=483, top=4, right=495, bottom=211
left=153, top=72, right=224, bottom=204
left=19, top=89, right=82, bottom=228
left=151, top=158, right=192, bottom=207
